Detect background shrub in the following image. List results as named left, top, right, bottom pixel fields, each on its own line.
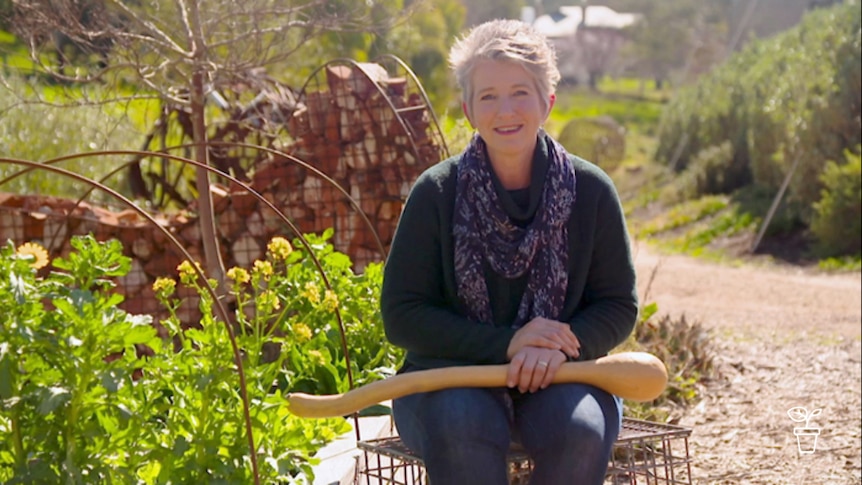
left=652, top=2, right=861, bottom=254
left=811, top=149, right=862, bottom=257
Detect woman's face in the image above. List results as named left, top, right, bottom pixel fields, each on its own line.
left=464, top=59, right=554, bottom=165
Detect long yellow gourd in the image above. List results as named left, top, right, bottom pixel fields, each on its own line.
left=286, top=351, right=667, bottom=418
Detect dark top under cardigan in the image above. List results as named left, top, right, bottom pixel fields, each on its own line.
left=380, top=137, right=638, bottom=371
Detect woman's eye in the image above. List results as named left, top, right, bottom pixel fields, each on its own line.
left=480, top=94, right=496, bottom=101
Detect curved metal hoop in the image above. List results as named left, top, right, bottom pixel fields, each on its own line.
left=372, top=53, right=450, bottom=159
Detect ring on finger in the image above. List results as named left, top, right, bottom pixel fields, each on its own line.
left=537, top=361, right=549, bottom=367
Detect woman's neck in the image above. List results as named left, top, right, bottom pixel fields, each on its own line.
left=487, top=147, right=535, bottom=190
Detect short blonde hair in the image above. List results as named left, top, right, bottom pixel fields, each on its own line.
left=449, top=19, right=561, bottom=116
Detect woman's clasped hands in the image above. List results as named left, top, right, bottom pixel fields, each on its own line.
left=505, top=317, right=580, bottom=393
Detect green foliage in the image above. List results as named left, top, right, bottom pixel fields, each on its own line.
left=818, top=255, right=862, bottom=272
left=555, top=117, right=625, bottom=172
left=439, top=113, right=475, bottom=155
left=619, top=0, right=701, bottom=85
left=548, top=84, right=665, bottom=136
left=811, top=148, right=862, bottom=257
left=636, top=195, right=729, bottom=238
left=654, top=2, right=861, bottom=255
left=150, top=229, right=401, bottom=481
left=0, top=235, right=161, bottom=483
left=632, top=195, right=757, bottom=258
left=0, top=234, right=377, bottom=484
left=679, top=141, right=745, bottom=198
left=670, top=209, right=754, bottom=257
left=463, top=0, right=521, bottom=27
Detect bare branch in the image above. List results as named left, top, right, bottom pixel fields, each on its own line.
left=205, top=20, right=312, bottom=51
left=105, top=0, right=189, bottom=55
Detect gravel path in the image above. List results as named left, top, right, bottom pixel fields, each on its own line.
left=632, top=243, right=861, bottom=485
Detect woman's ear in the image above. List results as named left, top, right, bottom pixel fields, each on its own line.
left=545, top=93, right=556, bottom=119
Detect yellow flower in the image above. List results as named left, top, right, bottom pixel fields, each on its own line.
left=252, top=260, right=273, bottom=280
left=293, top=322, right=312, bottom=343
left=16, top=242, right=49, bottom=270
left=307, top=349, right=326, bottom=366
left=152, top=277, right=177, bottom=299
left=322, top=290, right=339, bottom=312
left=226, top=267, right=250, bottom=285
left=301, top=281, right=321, bottom=305
left=267, top=237, right=293, bottom=260
left=177, top=260, right=202, bottom=285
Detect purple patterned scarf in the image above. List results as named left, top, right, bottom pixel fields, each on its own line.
left=453, top=133, right=576, bottom=329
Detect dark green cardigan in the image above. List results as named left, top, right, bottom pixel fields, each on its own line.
left=381, top=138, right=638, bottom=371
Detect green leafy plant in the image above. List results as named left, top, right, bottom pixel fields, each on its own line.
left=146, top=229, right=400, bottom=483
left=635, top=195, right=729, bottom=238
left=0, top=235, right=160, bottom=483
left=0, top=233, right=387, bottom=484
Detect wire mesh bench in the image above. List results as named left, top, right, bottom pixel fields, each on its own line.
left=356, top=417, right=692, bottom=484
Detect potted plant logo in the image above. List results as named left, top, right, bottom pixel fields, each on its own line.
left=787, top=406, right=822, bottom=455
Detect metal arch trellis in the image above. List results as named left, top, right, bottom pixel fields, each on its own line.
left=126, top=72, right=302, bottom=209
left=372, top=53, right=450, bottom=159
left=2, top=146, right=382, bottom=432
left=284, top=55, right=451, bottom=269
left=117, top=55, right=448, bottom=271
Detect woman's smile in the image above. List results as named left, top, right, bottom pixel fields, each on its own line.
left=495, top=125, right=523, bottom=135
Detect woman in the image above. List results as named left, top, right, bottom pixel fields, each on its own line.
left=380, top=19, right=638, bottom=484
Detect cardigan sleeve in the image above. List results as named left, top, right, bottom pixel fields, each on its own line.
left=566, top=162, right=639, bottom=361
left=380, top=166, right=517, bottom=367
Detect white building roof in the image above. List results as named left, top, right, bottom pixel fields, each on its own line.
left=533, top=5, right=640, bottom=38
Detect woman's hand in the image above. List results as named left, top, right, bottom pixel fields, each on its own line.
left=506, top=346, right=568, bottom=393
left=506, top=316, right=580, bottom=360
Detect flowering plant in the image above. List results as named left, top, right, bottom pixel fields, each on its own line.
left=0, top=231, right=398, bottom=484
left=149, top=228, right=401, bottom=482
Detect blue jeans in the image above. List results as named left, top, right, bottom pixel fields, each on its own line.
left=392, top=383, right=622, bottom=485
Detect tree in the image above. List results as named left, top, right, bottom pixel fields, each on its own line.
left=9, top=0, right=404, bottom=284
left=620, top=1, right=697, bottom=88
left=383, top=0, right=465, bottom=110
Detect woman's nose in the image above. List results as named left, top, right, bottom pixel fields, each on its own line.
left=498, top=97, right=515, bottom=115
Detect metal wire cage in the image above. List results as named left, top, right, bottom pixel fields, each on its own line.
left=355, top=418, right=692, bottom=485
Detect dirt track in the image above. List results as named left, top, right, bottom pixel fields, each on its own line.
left=632, top=243, right=862, bottom=485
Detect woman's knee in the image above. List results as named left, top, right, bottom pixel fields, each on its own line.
left=516, top=384, right=621, bottom=452
left=394, top=387, right=512, bottom=452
